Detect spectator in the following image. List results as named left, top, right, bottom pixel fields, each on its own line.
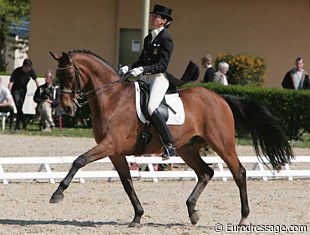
left=8, top=58, right=39, bottom=130
left=34, top=70, right=59, bottom=132
left=282, top=57, right=310, bottom=90
left=214, top=62, right=229, bottom=85
left=0, top=76, right=14, bottom=130
left=201, top=54, right=215, bottom=82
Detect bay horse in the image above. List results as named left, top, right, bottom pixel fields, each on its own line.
left=50, top=50, right=293, bottom=227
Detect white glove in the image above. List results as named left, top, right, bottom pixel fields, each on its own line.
left=130, top=67, right=144, bottom=77
left=119, top=65, right=129, bottom=75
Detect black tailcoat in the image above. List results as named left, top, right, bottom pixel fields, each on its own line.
left=131, top=29, right=174, bottom=75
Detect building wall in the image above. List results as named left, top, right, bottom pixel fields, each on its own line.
left=162, top=0, right=310, bottom=87
left=29, top=0, right=310, bottom=87
left=29, top=0, right=118, bottom=75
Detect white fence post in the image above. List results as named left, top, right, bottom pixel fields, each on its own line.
left=285, top=164, right=293, bottom=181
left=0, top=165, right=8, bottom=184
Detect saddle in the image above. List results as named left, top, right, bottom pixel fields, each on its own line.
left=134, top=80, right=184, bottom=155
left=139, top=80, right=171, bottom=122
left=134, top=81, right=185, bottom=125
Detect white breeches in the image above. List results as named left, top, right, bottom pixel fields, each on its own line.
left=37, top=101, right=53, bottom=127
left=139, top=73, right=170, bottom=115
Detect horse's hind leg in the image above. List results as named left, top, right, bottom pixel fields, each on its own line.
left=211, top=142, right=250, bottom=225
left=50, top=144, right=106, bottom=203
left=179, top=146, right=214, bottom=225
left=110, top=156, right=144, bottom=228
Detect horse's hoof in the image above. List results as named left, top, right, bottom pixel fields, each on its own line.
left=189, top=210, right=200, bottom=225
left=49, top=192, right=64, bottom=203
left=239, top=217, right=249, bottom=226
left=128, top=222, right=142, bottom=228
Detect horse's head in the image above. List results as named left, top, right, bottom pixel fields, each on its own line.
left=50, top=51, right=81, bottom=116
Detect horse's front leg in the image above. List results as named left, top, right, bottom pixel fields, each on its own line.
left=50, top=144, right=106, bottom=203
left=110, top=156, right=144, bottom=228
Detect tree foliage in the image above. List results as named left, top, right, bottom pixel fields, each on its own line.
left=0, top=0, right=30, bottom=71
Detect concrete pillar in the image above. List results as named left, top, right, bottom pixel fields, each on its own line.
left=141, top=0, right=150, bottom=46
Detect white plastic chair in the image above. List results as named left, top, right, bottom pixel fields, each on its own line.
left=0, top=112, right=10, bottom=130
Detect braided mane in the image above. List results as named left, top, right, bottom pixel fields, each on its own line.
left=68, top=49, right=118, bottom=73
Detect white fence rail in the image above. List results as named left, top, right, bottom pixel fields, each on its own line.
left=0, top=156, right=309, bottom=184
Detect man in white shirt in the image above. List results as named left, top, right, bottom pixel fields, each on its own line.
left=282, top=57, right=310, bottom=90
left=0, top=76, right=14, bottom=129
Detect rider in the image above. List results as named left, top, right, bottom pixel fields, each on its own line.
left=119, top=4, right=176, bottom=159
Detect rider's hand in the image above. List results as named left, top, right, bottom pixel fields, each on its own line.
left=119, top=65, right=129, bottom=75
left=130, top=67, right=144, bottom=77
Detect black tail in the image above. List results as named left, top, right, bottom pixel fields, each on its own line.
left=222, top=95, right=294, bottom=170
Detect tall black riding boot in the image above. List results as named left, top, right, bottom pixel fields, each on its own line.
left=150, top=109, right=176, bottom=160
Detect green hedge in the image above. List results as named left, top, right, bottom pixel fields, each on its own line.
left=61, top=83, right=309, bottom=140
left=183, top=83, right=309, bottom=139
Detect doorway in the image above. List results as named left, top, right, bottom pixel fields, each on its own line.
left=119, top=28, right=142, bottom=68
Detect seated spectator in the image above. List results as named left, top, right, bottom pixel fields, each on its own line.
left=282, top=57, right=310, bottom=90
left=0, top=76, right=14, bottom=130
left=33, top=70, right=59, bottom=131
left=214, top=62, right=229, bottom=85
left=201, top=54, right=215, bottom=82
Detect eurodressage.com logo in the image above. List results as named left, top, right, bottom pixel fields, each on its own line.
left=213, top=223, right=308, bottom=234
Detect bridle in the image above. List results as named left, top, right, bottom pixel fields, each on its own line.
left=57, top=54, right=130, bottom=107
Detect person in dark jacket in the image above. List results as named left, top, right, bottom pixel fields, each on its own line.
left=201, top=54, right=215, bottom=83
left=282, top=57, right=310, bottom=90
left=8, top=58, right=39, bottom=130
left=34, top=70, right=59, bottom=131
left=119, top=4, right=175, bottom=159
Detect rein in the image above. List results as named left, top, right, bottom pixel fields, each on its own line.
left=57, top=55, right=130, bottom=107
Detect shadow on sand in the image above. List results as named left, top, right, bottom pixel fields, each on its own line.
left=0, top=219, right=211, bottom=229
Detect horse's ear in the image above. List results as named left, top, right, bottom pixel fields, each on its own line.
left=50, top=51, right=61, bottom=61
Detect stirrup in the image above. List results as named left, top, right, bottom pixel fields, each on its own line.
left=160, top=144, right=176, bottom=161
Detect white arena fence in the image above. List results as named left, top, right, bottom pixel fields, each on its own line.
left=0, top=155, right=309, bottom=184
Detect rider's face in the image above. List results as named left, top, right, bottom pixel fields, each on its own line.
left=150, top=13, right=167, bottom=29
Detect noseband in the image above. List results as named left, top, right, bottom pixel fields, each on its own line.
left=57, top=54, right=129, bottom=107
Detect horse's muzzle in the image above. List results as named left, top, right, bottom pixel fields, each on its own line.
left=63, top=103, right=77, bottom=117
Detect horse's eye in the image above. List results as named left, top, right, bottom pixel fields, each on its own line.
left=64, top=70, right=75, bottom=81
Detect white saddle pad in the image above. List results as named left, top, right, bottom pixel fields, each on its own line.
left=134, top=81, right=185, bottom=125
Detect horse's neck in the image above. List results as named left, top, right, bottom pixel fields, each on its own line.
left=87, top=81, right=134, bottom=138
left=85, top=71, right=128, bottom=115
left=79, top=60, right=118, bottom=89
left=86, top=73, right=121, bottom=111
left=75, top=54, right=131, bottom=118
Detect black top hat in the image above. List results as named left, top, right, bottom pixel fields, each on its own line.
left=150, top=4, right=173, bottom=22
